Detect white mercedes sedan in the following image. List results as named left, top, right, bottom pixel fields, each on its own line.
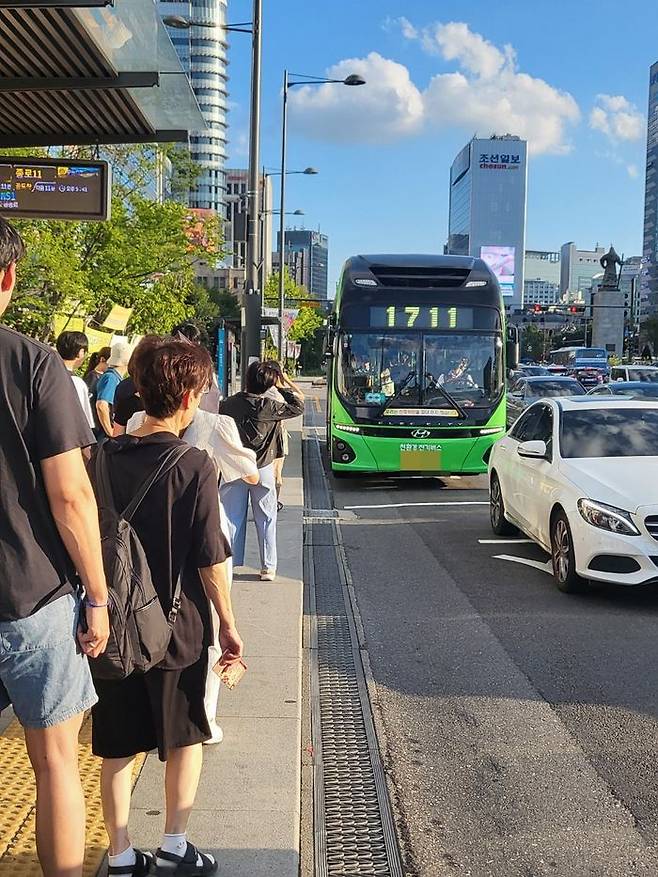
left=488, top=398, right=658, bottom=592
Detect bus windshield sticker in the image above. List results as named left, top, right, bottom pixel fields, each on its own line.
left=365, top=391, right=387, bottom=404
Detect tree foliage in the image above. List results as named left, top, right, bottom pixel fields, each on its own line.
left=263, top=268, right=309, bottom=307
left=643, top=316, right=658, bottom=354
left=2, top=145, right=224, bottom=340
left=520, top=323, right=545, bottom=361
left=288, top=306, right=324, bottom=342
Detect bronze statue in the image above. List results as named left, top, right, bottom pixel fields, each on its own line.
left=599, top=245, right=621, bottom=289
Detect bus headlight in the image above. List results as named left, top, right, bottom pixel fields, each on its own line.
left=332, top=437, right=356, bottom=464
left=335, top=423, right=361, bottom=434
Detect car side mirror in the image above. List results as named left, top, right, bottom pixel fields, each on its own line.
left=517, top=440, right=548, bottom=460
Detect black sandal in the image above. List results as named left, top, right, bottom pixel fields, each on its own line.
left=108, top=849, right=153, bottom=876
left=155, top=841, right=218, bottom=876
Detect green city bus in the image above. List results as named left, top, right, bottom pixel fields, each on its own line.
left=325, top=254, right=518, bottom=476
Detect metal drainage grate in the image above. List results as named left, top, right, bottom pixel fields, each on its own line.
left=304, top=431, right=403, bottom=877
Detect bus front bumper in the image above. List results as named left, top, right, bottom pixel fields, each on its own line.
left=331, top=430, right=502, bottom=475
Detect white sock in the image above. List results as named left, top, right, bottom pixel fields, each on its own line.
left=157, top=834, right=215, bottom=868
left=108, top=846, right=136, bottom=868
left=160, top=833, right=187, bottom=856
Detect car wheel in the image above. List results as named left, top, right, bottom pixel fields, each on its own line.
left=490, top=473, right=518, bottom=536
left=550, top=511, right=586, bottom=594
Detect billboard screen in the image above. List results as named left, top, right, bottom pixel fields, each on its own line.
left=0, top=157, right=110, bottom=221
left=481, top=245, right=515, bottom=297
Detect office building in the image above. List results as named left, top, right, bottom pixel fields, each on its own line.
left=640, top=62, right=658, bottom=322
left=560, top=243, right=606, bottom=303
left=277, top=228, right=329, bottom=300
left=160, top=0, right=228, bottom=214
left=523, top=250, right=560, bottom=307
left=447, top=135, right=528, bottom=309
left=225, top=169, right=273, bottom=284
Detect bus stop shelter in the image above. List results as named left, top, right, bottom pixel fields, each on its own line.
left=0, top=0, right=207, bottom=148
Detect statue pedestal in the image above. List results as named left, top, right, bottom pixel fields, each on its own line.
left=591, top=289, right=624, bottom=356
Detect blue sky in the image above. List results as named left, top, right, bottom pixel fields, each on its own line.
left=228, top=0, right=658, bottom=295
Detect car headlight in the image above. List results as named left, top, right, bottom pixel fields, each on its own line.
left=577, top=499, right=640, bottom=536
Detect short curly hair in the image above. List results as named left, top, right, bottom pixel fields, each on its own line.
left=134, top=340, right=213, bottom=418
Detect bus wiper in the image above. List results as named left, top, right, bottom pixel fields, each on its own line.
left=378, top=369, right=418, bottom=415
left=424, top=372, right=468, bottom=418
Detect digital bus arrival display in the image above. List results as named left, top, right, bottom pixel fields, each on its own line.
left=0, top=157, right=110, bottom=221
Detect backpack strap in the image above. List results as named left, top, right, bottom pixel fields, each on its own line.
left=121, top=444, right=191, bottom=522
left=96, top=442, right=191, bottom=626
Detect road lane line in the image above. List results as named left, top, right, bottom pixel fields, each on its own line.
left=493, top=553, right=553, bottom=574
left=478, top=538, right=534, bottom=544
left=343, top=501, right=488, bottom=510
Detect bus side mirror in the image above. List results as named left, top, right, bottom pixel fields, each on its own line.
left=506, top=326, right=519, bottom=370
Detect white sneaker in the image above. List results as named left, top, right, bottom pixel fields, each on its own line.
left=260, top=569, right=276, bottom=581
left=203, top=724, right=224, bottom=745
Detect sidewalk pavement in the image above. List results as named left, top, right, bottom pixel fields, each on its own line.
left=115, top=419, right=304, bottom=877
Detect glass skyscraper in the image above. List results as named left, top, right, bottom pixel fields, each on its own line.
left=448, top=136, right=528, bottom=310
left=640, top=61, right=658, bottom=323
left=160, top=0, right=228, bottom=214
left=278, top=229, right=329, bottom=300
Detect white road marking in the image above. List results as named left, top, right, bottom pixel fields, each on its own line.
left=478, top=538, right=534, bottom=545
left=493, top=554, right=553, bottom=575
left=343, top=501, right=489, bottom=510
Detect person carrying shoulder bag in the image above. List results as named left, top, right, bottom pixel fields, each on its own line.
left=90, top=339, right=242, bottom=877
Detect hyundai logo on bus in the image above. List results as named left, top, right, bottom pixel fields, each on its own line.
left=411, top=429, right=431, bottom=439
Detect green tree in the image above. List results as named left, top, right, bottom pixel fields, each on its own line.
left=263, top=268, right=309, bottom=307
left=288, top=305, right=324, bottom=342
left=643, top=316, right=658, bottom=354
left=2, top=144, right=224, bottom=339
left=520, top=323, right=545, bottom=361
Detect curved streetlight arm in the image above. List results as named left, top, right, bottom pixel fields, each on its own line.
left=162, top=15, right=253, bottom=32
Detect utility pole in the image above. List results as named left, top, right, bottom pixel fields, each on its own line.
left=277, top=69, right=289, bottom=363
left=241, top=0, right=262, bottom=384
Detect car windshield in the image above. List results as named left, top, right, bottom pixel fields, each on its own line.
left=613, top=383, right=658, bottom=396
left=578, top=348, right=607, bottom=360
left=561, top=408, right=658, bottom=457
left=521, top=365, right=549, bottom=375
left=527, top=380, right=585, bottom=397
left=336, top=331, right=504, bottom=408
left=625, top=369, right=658, bottom=382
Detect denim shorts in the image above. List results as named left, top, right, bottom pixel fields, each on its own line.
left=0, top=593, right=98, bottom=729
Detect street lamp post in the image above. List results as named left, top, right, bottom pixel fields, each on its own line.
left=163, top=6, right=262, bottom=385
left=241, top=0, right=263, bottom=382
left=259, top=167, right=317, bottom=293
left=277, top=71, right=365, bottom=362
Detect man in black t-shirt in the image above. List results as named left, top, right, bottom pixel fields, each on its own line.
left=0, top=218, right=109, bottom=876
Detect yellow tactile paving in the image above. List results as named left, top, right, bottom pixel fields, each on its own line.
left=0, top=716, right=145, bottom=876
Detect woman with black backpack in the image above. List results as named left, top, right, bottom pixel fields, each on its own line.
left=90, top=339, right=242, bottom=877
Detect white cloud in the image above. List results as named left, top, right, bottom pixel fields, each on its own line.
left=289, top=22, right=579, bottom=155
left=627, top=163, right=640, bottom=178
left=288, top=52, right=424, bottom=144
left=589, top=94, right=644, bottom=141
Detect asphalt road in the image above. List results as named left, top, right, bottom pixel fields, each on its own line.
left=307, top=383, right=658, bottom=877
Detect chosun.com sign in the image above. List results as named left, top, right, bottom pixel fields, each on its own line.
left=479, top=152, right=521, bottom=170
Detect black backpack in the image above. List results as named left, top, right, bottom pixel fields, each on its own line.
left=90, top=443, right=190, bottom=680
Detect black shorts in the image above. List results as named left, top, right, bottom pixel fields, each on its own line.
left=91, top=654, right=210, bottom=761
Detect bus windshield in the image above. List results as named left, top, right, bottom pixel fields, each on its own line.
left=337, top=331, right=504, bottom=410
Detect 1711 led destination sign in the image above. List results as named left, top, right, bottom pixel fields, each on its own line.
left=0, top=157, right=111, bottom=221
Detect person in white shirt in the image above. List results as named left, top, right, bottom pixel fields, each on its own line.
left=127, top=406, right=259, bottom=745
left=55, top=330, right=95, bottom=430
